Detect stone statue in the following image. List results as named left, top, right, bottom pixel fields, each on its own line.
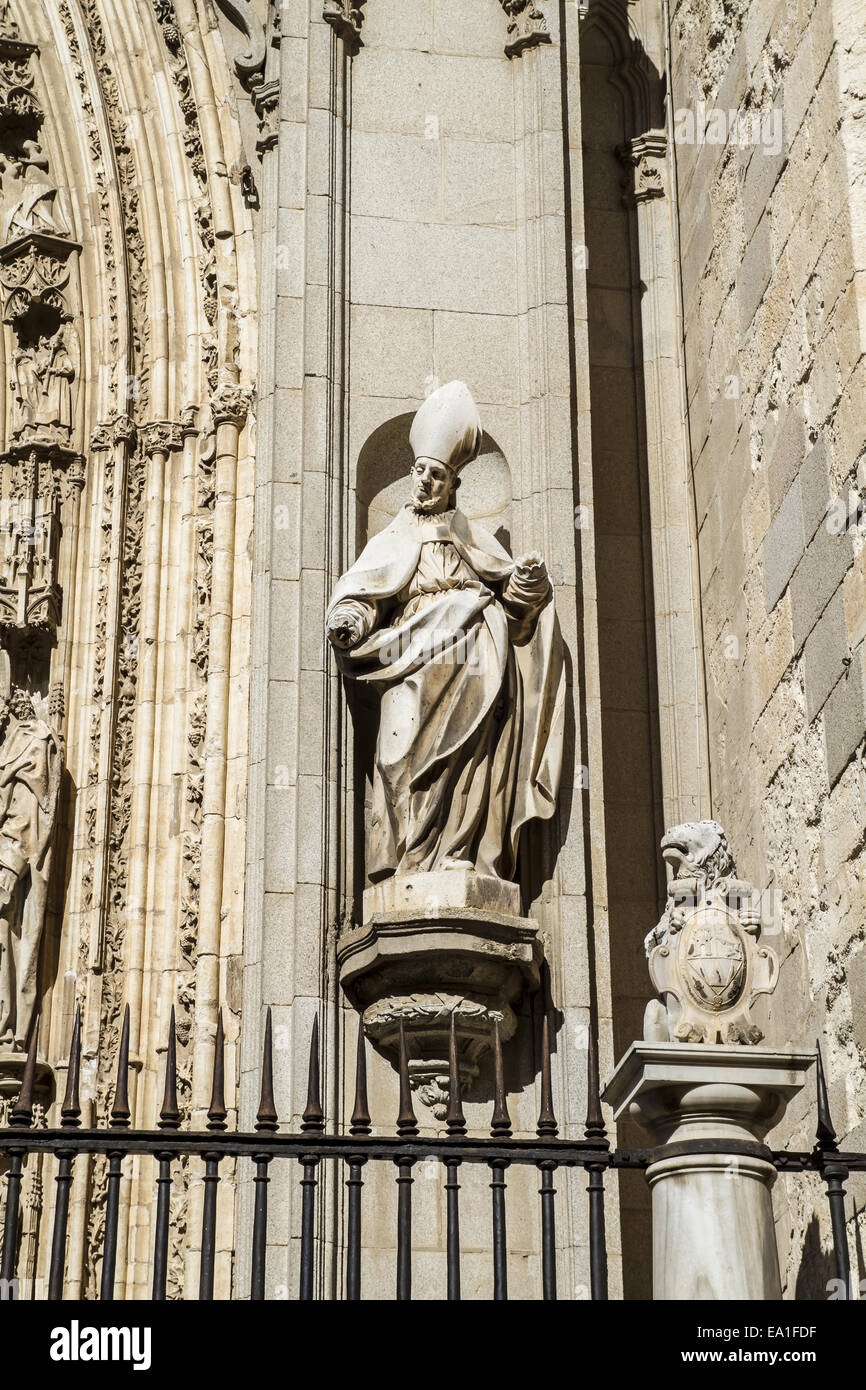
left=35, top=329, right=75, bottom=440
left=327, top=381, right=564, bottom=887
left=10, top=328, right=75, bottom=443
left=0, top=678, right=63, bottom=1050
left=9, top=342, right=39, bottom=437
left=643, top=820, right=779, bottom=1045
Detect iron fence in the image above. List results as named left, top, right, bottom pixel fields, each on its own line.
left=0, top=1003, right=862, bottom=1300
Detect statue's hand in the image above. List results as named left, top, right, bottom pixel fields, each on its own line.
left=515, top=551, right=547, bottom=580
left=327, top=611, right=362, bottom=651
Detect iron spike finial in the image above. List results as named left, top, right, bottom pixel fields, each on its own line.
left=302, top=1013, right=325, bottom=1133
left=815, top=1038, right=838, bottom=1151
left=61, top=1004, right=82, bottom=1129
left=350, top=1022, right=371, bottom=1137
left=256, top=1007, right=278, bottom=1133
left=159, top=1006, right=180, bottom=1131
left=537, top=1005, right=559, bottom=1138
left=584, top=1025, right=607, bottom=1146
left=9, top=1015, right=39, bottom=1128
left=109, top=1005, right=131, bottom=1129
left=207, top=1009, right=228, bottom=1132
left=445, top=1010, right=466, bottom=1137
left=396, top=1017, right=418, bottom=1137
left=490, top=1015, right=512, bottom=1138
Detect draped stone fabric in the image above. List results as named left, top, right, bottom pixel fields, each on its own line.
left=0, top=711, right=63, bottom=1047
left=327, top=504, right=565, bottom=883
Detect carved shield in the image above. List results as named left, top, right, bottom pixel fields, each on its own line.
left=680, top=906, right=747, bottom=1013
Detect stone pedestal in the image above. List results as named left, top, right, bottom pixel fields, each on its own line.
left=604, top=1043, right=815, bottom=1300
left=338, top=870, right=541, bottom=1114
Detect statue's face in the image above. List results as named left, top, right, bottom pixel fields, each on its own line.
left=410, top=457, right=454, bottom=513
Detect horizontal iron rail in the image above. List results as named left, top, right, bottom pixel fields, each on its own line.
left=0, top=1129, right=611, bottom=1164
left=2, top=1128, right=864, bottom=1172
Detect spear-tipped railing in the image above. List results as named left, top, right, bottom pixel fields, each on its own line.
left=0, top=1006, right=860, bottom=1302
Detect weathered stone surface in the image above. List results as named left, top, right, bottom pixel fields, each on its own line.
left=672, top=0, right=866, bottom=1298
left=803, top=587, right=849, bottom=721
left=823, top=647, right=866, bottom=787
left=764, top=476, right=805, bottom=611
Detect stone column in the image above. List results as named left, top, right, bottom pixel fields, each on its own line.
left=604, top=1042, right=814, bottom=1300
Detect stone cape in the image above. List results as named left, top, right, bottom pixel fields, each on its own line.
left=327, top=502, right=565, bottom=881
left=0, top=712, right=63, bottom=1047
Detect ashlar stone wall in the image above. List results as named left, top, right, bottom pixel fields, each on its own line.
left=670, top=0, right=866, bottom=1295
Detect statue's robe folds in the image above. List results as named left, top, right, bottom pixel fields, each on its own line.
left=328, top=505, right=565, bottom=883
left=0, top=716, right=63, bottom=1046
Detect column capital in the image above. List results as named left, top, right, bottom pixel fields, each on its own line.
left=210, top=382, right=252, bottom=428
left=141, top=420, right=184, bottom=455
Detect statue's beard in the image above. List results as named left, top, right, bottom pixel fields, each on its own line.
left=410, top=485, right=456, bottom=515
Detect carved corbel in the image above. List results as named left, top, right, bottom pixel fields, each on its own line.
left=322, top=0, right=366, bottom=53
left=500, top=0, right=552, bottom=59
left=253, top=80, right=280, bottom=156
left=617, top=131, right=668, bottom=206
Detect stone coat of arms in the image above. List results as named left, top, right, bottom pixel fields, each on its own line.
left=643, top=821, right=779, bottom=1045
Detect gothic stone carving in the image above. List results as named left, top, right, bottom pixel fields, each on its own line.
left=329, top=382, right=564, bottom=1099
left=328, top=381, right=564, bottom=886
left=617, top=131, right=668, bottom=206
left=500, top=0, right=552, bottom=59
left=0, top=225, right=78, bottom=325
left=320, top=0, right=551, bottom=60
left=0, top=18, right=42, bottom=133
left=0, top=446, right=82, bottom=631
left=330, top=384, right=561, bottom=885
left=0, top=667, right=63, bottom=1050
left=323, top=0, right=366, bottom=53
left=214, top=0, right=281, bottom=154
left=643, top=821, right=779, bottom=1045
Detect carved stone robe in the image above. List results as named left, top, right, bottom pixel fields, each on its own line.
left=327, top=505, right=564, bottom=883
left=0, top=714, right=62, bottom=1047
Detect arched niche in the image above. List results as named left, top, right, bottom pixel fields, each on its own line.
left=355, top=411, right=513, bottom=554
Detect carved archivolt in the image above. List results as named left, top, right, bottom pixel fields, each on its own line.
left=0, top=0, right=255, bottom=1298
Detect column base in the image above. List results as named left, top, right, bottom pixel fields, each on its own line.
left=604, top=1042, right=815, bottom=1300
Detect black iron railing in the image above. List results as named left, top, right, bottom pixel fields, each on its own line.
left=0, top=1003, right=863, bottom=1300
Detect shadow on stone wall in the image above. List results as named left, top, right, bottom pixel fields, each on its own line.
left=580, top=0, right=666, bottom=1299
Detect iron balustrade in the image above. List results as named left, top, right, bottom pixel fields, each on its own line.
left=0, top=1000, right=861, bottom=1300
